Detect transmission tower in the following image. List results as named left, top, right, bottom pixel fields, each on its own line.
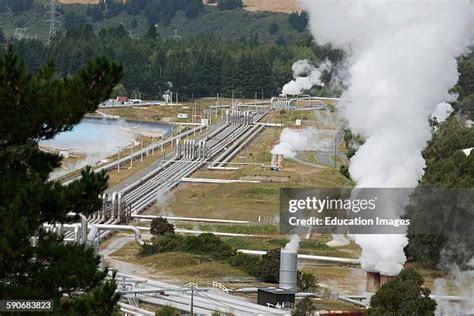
left=45, top=0, right=61, bottom=44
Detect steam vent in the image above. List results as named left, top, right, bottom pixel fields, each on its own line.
left=279, top=250, right=298, bottom=290
left=366, top=271, right=395, bottom=292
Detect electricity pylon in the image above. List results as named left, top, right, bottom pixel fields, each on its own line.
left=45, top=0, right=61, bottom=44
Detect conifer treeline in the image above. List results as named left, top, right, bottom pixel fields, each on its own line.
left=10, top=25, right=343, bottom=99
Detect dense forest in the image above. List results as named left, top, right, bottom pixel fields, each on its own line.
left=0, top=0, right=310, bottom=45
left=4, top=24, right=341, bottom=99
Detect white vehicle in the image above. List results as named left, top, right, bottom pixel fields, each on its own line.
left=129, top=99, right=143, bottom=104
left=177, top=113, right=189, bottom=119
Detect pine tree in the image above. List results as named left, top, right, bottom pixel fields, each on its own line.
left=145, top=24, right=160, bottom=41
left=0, top=47, right=123, bottom=312
left=368, top=269, right=436, bottom=316
left=0, top=28, right=6, bottom=44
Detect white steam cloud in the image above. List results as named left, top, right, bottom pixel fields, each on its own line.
left=272, top=128, right=314, bottom=158
left=301, top=0, right=474, bottom=276
left=434, top=260, right=474, bottom=315
left=431, top=102, right=454, bottom=124
left=282, top=59, right=331, bottom=96
left=272, top=127, right=334, bottom=159
left=284, top=234, right=300, bottom=253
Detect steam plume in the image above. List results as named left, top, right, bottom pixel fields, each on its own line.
left=272, top=127, right=334, bottom=159
left=282, top=59, right=331, bottom=96
left=301, top=0, right=474, bottom=276
left=431, top=102, right=454, bottom=123
left=272, top=128, right=314, bottom=158
left=284, top=234, right=300, bottom=253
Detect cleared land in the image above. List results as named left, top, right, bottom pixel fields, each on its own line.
left=243, top=0, right=299, bottom=13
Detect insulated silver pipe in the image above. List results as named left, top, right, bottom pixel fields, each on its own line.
left=93, top=224, right=145, bottom=246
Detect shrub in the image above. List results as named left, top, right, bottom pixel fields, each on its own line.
left=368, top=269, right=436, bottom=316
left=297, top=271, right=318, bottom=292
left=156, top=305, right=181, bottom=316
left=150, top=217, right=175, bottom=237
left=257, top=248, right=280, bottom=283
left=339, top=165, right=351, bottom=179
left=140, top=233, right=234, bottom=260
left=139, top=235, right=183, bottom=256
left=181, top=233, right=234, bottom=260
left=292, top=297, right=317, bottom=316
left=227, top=253, right=261, bottom=276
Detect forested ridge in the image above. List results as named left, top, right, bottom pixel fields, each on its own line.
left=4, top=25, right=342, bottom=99
left=0, top=0, right=310, bottom=45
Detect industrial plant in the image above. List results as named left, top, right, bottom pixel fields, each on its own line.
left=1, top=0, right=473, bottom=315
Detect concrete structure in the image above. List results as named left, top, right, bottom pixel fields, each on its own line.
left=366, top=271, right=395, bottom=292
left=366, top=271, right=381, bottom=293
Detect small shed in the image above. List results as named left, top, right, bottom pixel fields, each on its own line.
left=257, top=288, right=295, bottom=308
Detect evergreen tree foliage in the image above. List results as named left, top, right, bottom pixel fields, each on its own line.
left=456, top=57, right=474, bottom=99
left=368, top=269, right=436, bottom=316
left=0, top=46, right=123, bottom=312
left=217, top=0, right=243, bottom=11
left=0, top=0, right=34, bottom=13
left=131, top=17, right=139, bottom=29
left=0, top=28, right=6, bottom=44
left=9, top=25, right=340, bottom=100
left=288, top=11, right=309, bottom=33
left=64, top=12, right=87, bottom=30
left=406, top=118, right=474, bottom=268
left=458, top=93, right=474, bottom=119
left=269, top=22, right=279, bottom=35
left=145, top=24, right=159, bottom=40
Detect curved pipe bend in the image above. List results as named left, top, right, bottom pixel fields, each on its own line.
left=93, top=224, right=145, bottom=246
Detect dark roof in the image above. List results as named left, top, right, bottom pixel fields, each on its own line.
left=258, top=287, right=295, bottom=295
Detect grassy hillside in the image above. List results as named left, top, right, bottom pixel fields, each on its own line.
left=0, top=1, right=310, bottom=44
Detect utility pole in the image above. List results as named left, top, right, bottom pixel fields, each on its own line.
left=45, top=0, right=61, bottom=45
left=117, top=148, right=121, bottom=172
left=140, top=138, right=144, bottom=162
left=216, top=93, right=219, bottom=119
left=254, top=91, right=257, bottom=112
left=152, top=137, right=155, bottom=156
left=130, top=143, right=133, bottom=168
left=334, top=137, right=337, bottom=168
left=190, top=286, right=194, bottom=315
